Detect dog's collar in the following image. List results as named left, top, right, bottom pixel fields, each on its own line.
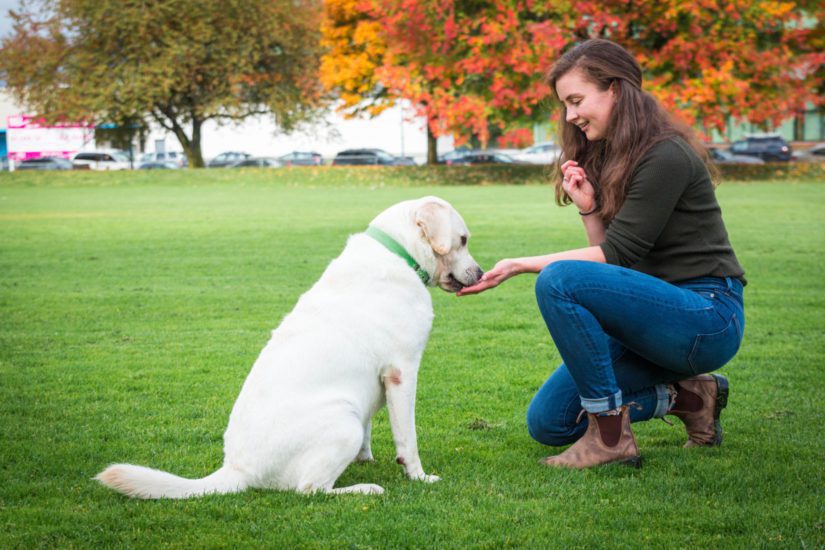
left=365, top=225, right=430, bottom=285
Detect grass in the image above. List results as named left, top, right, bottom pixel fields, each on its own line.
left=1, top=169, right=823, bottom=548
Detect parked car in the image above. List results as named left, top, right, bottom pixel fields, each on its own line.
left=792, top=143, right=825, bottom=163
left=138, top=160, right=180, bottom=170
left=446, top=151, right=522, bottom=165
left=278, top=151, right=323, bottom=166
left=16, top=156, right=74, bottom=171
left=707, top=148, right=764, bottom=165
left=230, top=157, right=283, bottom=168
left=208, top=151, right=251, bottom=168
left=513, top=141, right=561, bottom=165
left=729, top=135, right=792, bottom=162
left=139, top=151, right=187, bottom=167
left=394, top=156, right=417, bottom=166
left=437, top=148, right=471, bottom=164
left=332, top=148, right=412, bottom=166
left=72, top=150, right=131, bottom=170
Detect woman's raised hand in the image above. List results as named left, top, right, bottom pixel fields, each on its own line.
left=560, top=160, right=596, bottom=213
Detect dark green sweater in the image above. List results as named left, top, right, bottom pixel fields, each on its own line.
left=599, top=137, right=746, bottom=284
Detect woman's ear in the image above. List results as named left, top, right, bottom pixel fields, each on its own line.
left=608, top=80, right=618, bottom=102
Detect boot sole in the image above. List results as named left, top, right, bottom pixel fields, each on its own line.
left=710, top=374, right=729, bottom=446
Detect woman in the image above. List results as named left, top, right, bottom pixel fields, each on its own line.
left=457, top=39, right=746, bottom=469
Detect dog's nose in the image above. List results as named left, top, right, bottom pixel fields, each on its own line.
left=472, top=266, right=484, bottom=283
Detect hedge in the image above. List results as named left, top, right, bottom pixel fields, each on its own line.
left=317, top=162, right=824, bottom=186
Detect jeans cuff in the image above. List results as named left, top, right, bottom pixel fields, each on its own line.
left=580, top=390, right=622, bottom=414
left=652, top=384, right=671, bottom=418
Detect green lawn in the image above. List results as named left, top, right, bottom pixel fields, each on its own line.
left=1, top=169, right=823, bottom=547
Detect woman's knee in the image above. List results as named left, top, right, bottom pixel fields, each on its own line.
left=536, top=260, right=601, bottom=304
left=535, top=260, right=582, bottom=299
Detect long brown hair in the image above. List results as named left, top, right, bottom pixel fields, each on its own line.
left=547, top=39, right=715, bottom=221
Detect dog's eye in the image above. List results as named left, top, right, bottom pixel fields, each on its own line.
left=460, top=235, right=467, bottom=247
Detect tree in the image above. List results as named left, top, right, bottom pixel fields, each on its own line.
left=321, top=0, right=448, bottom=163
left=563, top=0, right=823, bottom=133
left=369, top=0, right=562, bottom=156
left=0, top=0, right=327, bottom=167
left=320, top=0, right=393, bottom=118
left=321, top=0, right=822, bottom=161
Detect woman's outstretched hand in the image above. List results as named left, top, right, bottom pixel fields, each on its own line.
left=457, top=259, right=521, bottom=296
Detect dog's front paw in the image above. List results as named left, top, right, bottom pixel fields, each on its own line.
left=410, top=472, right=441, bottom=483
left=355, top=451, right=375, bottom=462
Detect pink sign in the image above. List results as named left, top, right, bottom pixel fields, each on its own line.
left=7, top=115, right=94, bottom=161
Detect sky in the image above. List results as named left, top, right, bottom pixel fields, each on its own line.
left=0, top=0, right=16, bottom=39
left=0, top=1, right=444, bottom=161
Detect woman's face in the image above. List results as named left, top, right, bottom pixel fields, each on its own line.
left=555, top=68, right=615, bottom=141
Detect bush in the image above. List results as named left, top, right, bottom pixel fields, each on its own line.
left=715, top=161, right=824, bottom=181
left=340, top=162, right=823, bottom=185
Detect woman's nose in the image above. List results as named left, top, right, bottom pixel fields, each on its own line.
left=565, top=107, right=577, bottom=123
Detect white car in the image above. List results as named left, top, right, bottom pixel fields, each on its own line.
left=792, top=143, right=825, bottom=163
left=514, top=141, right=561, bottom=165
left=139, top=151, right=187, bottom=167
left=72, top=150, right=132, bottom=170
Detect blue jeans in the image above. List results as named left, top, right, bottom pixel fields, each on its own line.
left=527, top=261, right=745, bottom=446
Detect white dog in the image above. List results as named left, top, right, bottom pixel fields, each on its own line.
left=96, top=196, right=482, bottom=498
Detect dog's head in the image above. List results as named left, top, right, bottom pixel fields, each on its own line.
left=412, top=197, right=483, bottom=293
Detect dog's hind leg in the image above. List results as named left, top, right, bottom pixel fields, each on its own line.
left=294, top=419, right=384, bottom=495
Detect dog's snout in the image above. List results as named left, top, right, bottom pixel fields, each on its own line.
left=467, top=265, right=484, bottom=285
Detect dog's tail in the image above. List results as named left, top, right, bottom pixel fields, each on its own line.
left=95, top=463, right=248, bottom=499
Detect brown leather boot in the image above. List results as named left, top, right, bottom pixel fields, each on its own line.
left=540, top=406, right=641, bottom=469
left=668, top=374, right=729, bottom=448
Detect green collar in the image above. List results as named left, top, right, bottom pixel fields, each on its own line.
left=365, top=225, right=430, bottom=285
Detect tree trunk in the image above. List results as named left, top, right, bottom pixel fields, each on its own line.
left=189, top=117, right=205, bottom=168
left=427, top=123, right=438, bottom=165
left=169, top=120, right=205, bottom=168
left=154, top=107, right=207, bottom=168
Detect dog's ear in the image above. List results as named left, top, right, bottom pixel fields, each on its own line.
left=415, top=201, right=452, bottom=255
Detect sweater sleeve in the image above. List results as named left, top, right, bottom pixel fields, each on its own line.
left=600, top=140, right=694, bottom=268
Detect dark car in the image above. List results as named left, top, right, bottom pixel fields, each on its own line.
left=16, top=156, right=74, bottom=170
left=447, top=151, right=521, bottom=165
left=207, top=151, right=251, bottom=168
left=278, top=151, right=323, bottom=166
left=437, top=148, right=471, bottom=164
left=729, top=136, right=792, bottom=162
left=332, top=148, right=412, bottom=166
left=708, top=148, right=764, bottom=165
left=230, top=157, right=283, bottom=168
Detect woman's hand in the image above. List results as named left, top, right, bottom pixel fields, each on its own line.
left=456, top=259, right=521, bottom=296
left=560, top=160, right=596, bottom=213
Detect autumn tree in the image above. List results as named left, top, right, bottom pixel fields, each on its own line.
left=322, top=0, right=822, bottom=162
left=0, top=0, right=326, bottom=167
left=562, top=0, right=824, bottom=133
left=322, top=0, right=448, bottom=163
left=370, top=0, right=562, bottom=155
left=321, top=0, right=393, bottom=118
